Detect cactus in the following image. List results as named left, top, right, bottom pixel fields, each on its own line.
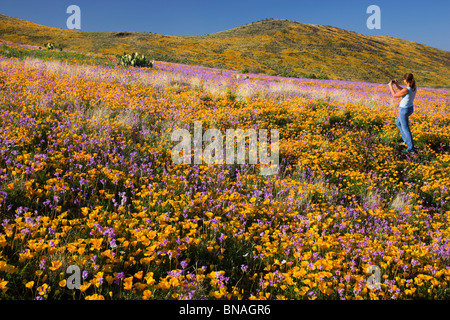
left=44, top=43, right=55, bottom=50
left=116, top=52, right=153, bottom=68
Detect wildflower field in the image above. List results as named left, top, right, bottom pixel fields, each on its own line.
left=0, top=44, right=449, bottom=300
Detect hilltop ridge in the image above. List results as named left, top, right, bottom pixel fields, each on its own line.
left=0, top=14, right=449, bottom=87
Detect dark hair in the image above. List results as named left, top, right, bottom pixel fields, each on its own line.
left=403, top=73, right=416, bottom=91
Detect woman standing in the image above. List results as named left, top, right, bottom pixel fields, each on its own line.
left=389, top=73, right=417, bottom=154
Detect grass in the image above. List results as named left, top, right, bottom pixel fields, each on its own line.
left=0, top=44, right=115, bottom=67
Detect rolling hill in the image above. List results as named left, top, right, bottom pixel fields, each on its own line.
left=0, top=14, right=449, bottom=87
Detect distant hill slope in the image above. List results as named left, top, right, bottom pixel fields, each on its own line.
left=1, top=14, right=449, bottom=87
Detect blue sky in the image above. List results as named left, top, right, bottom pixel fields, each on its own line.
left=1, top=0, right=449, bottom=51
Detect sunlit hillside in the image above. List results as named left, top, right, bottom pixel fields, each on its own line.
left=0, top=14, right=449, bottom=87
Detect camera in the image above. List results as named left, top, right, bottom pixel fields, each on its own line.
left=391, top=79, right=397, bottom=83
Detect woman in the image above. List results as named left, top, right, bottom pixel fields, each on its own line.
left=389, top=73, right=417, bottom=154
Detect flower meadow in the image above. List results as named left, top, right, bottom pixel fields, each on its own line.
left=0, top=46, right=449, bottom=300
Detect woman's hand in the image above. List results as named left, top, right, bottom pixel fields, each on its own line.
left=389, top=83, right=408, bottom=98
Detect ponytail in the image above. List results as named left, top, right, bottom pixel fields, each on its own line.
left=403, top=73, right=416, bottom=91
left=410, top=78, right=416, bottom=91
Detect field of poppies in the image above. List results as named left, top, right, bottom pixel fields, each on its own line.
left=0, top=44, right=449, bottom=300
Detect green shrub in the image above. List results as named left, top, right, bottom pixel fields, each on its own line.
left=278, top=70, right=299, bottom=78
left=44, top=42, right=55, bottom=50
left=303, top=73, right=317, bottom=79
left=116, top=52, right=153, bottom=68
left=302, top=73, right=329, bottom=80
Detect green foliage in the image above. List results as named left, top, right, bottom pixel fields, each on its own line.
left=302, top=73, right=329, bottom=80
left=44, top=42, right=55, bottom=50
left=274, top=70, right=329, bottom=80
left=328, top=111, right=351, bottom=127
left=116, top=52, right=153, bottom=68
left=0, top=44, right=114, bottom=67
left=416, top=132, right=450, bottom=152
left=276, top=69, right=300, bottom=78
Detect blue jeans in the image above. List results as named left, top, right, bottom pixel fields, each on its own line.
left=396, top=106, right=415, bottom=152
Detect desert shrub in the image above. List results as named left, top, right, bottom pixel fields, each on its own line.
left=44, top=42, right=55, bottom=50
left=278, top=70, right=299, bottom=78
left=117, top=52, right=153, bottom=68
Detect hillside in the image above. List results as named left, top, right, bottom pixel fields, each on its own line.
left=0, top=14, right=449, bottom=87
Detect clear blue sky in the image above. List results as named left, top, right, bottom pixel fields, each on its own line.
left=1, top=0, right=449, bottom=51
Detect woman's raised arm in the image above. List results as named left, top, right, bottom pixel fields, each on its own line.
left=389, top=80, right=408, bottom=98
